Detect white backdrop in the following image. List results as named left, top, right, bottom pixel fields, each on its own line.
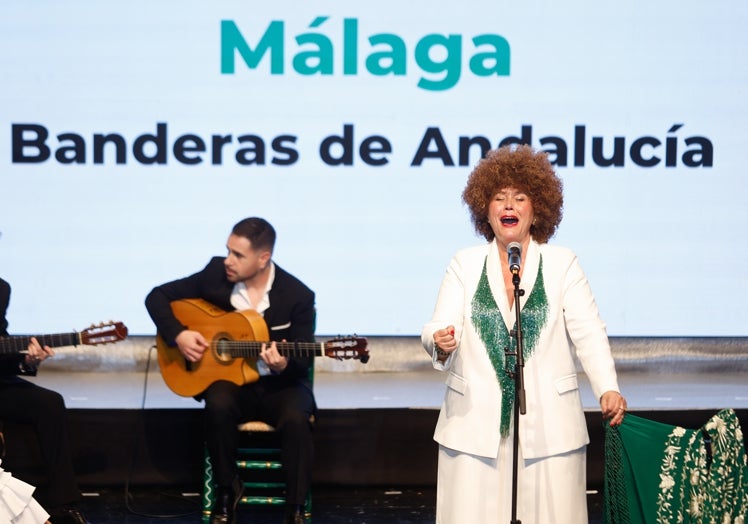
left=1, top=1, right=746, bottom=336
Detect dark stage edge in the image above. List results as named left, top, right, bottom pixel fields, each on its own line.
left=4, top=407, right=746, bottom=490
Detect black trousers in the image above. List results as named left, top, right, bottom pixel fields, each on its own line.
left=0, top=377, right=80, bottom=510
left=203, top=377, right=315, bottom=506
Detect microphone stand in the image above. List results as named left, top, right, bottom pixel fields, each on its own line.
left=505, top=270, right=526, bottom=524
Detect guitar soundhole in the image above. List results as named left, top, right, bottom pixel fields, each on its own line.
left=215, top=337, right=232, bottom=362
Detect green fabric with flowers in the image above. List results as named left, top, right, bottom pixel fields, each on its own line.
left=604, top=408, right=748, bottom=523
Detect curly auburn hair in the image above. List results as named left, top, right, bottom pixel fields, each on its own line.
left=462, top=144, right=563, bottom=244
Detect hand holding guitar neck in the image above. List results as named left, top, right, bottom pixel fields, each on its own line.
left=2, top=321, right=129, bottom=355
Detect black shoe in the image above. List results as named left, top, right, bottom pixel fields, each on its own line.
left=283, top=506, right=307, bottom=524
left=210, top=477, right=244, bottom=524
left=49, top=507, right=88, bottom=524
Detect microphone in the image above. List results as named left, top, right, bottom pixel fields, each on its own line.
left=507, top=242, right=522, bottom=274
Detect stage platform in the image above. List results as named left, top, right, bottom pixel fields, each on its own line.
left=23, top=335, right=748, bottom=411
left=3, top=335, right=747, bottom=494
left=17, top=362, right=748, bottom=412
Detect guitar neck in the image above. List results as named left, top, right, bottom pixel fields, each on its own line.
left=223, top=340, right=323, bottom=359
left=0, top=332, right=80, bottom=355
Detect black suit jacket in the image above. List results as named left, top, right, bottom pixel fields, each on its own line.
left=0, top=277, right=9, bottom=337
left=0, top=277, right=34, bottom=377
left=144, top=257, right=316, bottom=386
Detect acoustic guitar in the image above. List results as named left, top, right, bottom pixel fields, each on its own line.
left=0, top=321, right=129, bottom=354
left=156, top=298, right=369, bottom=397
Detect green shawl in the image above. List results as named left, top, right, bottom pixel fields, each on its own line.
left=604, top=408, right=748, bottom=523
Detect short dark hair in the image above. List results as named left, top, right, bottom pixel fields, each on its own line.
left=231, top=217, right=276, bottom=253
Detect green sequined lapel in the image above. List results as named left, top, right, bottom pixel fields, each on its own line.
left=470, top=255, right=549, bottom=437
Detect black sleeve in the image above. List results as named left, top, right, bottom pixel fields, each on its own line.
left=144, top=257, right=231, bottom=344
left=0, top=278, right=35, bottom=377
left=0, top=277, right=10, bottom=337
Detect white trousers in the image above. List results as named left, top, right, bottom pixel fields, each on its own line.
left=436, top=436, right=588, bottom=524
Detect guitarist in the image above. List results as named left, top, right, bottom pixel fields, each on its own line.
left=0, top=277, right=88, bottom=524
left=145, top=217, right=316, bottom=524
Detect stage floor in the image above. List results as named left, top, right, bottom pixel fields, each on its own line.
left=72, top=485, right=609, bottom=524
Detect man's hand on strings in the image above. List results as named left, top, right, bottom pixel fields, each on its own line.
left=176, top=330, right=209, bottom=362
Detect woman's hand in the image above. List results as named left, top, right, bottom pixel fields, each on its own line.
left=600, top=390, right=627, bottom=427
left=433, top=326, right=456, bottom=360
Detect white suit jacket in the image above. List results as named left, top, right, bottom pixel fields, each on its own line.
left=422, top=239, right=620, bottom=460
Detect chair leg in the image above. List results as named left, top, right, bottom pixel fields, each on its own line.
left=303, top=489, right=313, bottom=522
left=202, top=447, right=215, bottom=524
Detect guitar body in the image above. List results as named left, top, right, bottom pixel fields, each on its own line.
left=156, top=298, right=269, bottom=397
